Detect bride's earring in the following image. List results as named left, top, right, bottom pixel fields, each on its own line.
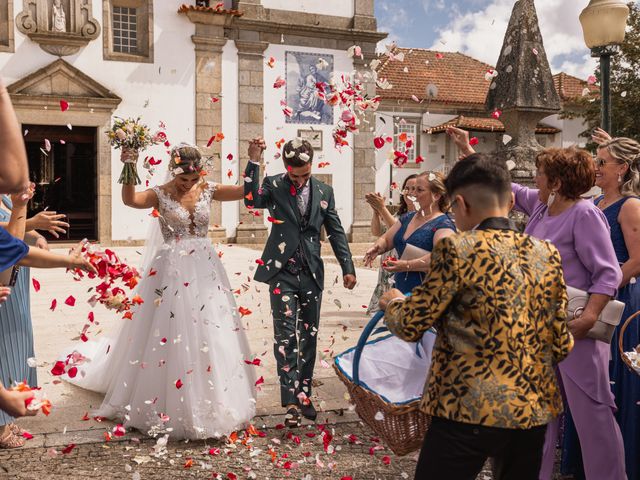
left=618, top=173, right=623, bottom=183
left=547, top=191, right=557, bottom=207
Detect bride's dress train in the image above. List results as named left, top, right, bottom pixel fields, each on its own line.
left=62, top=182, right=257, bottom=439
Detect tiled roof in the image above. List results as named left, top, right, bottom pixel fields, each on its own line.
left=426, top=115, right=561, bottom=135
left=376, top=48, right=494, bottom=106
left=553, top=72, right=599, bottom=101
left=376, top=47, right=597, bottom=106
left=178, top=4, right=243, bottom=16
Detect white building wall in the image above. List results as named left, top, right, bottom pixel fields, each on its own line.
left=221, top=40, right=240, bottom=238
left=261, top=0, right=354, bottom=17
left=0, top=1, right=196, bottom=241
left=543, top=114, right=588, bottom=148
left=375, top=111, right=456, bottom=205
left=262, top=43, right=355, bottom=230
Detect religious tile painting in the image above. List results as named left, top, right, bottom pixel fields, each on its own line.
left=285, top=51, right=334, bottom=125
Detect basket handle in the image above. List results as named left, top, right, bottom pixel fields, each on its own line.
left=618, top=308, right=640, bottom=371
left=352, top=310, right=387, bottom=386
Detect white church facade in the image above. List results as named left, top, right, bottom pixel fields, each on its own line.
left=0, top=0, right=384, bottom=245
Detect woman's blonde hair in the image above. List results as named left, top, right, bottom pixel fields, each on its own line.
left=417, top=171, right=450, bottom=212
left=600, top=137, right=640, bottom=196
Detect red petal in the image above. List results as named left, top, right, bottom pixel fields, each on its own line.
left=175, top=378, right=183, bottom=389
left=61, top=443, right=76, bottom=454
left=50, top=361, right=66, bottom=376
left=67, top=367, right=78, bottom=378
left=50, top=299, right=57, bottom=311
left=255, top=376, right=264, bottom=386
left=59, top=100, right=69, bottom=112
left=64, top=295, right=76, bottom=306
left=32, top=278, right=41, bottom=292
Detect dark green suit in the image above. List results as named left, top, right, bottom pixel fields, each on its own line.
left=244, top=161, right=354, bottom=406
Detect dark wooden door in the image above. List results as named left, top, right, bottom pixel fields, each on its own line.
left=23, top=125, right=98, bottom=242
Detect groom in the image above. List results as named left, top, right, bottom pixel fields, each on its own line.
left=245, top=137, right=356, bottom=427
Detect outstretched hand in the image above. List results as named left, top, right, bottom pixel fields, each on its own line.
left=446, top=126, right=475, bottom=159
left=0, top=387, right=37, bottom=418
left=10, top=182, right=35, bottom=208
left=69, top=241, right=97, bottom=275
left=592, top=128, right=612, bottom=146
left=29, top=211, right=69, bottom=238
left=248, top=137, right=266, bottom=163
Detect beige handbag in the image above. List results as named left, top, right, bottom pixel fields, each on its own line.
left=566, top=286, right=625, bottom=343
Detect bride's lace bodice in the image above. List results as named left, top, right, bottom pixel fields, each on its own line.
left=152, top=181, right=216, bottom=241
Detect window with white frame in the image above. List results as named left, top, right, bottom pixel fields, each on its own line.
left=393, top=118, right=420, bottom=167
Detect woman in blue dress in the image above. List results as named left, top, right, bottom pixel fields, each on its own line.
left=563, top=133, right=640, bottom=479
left=364, top=171, right=456, bottom=293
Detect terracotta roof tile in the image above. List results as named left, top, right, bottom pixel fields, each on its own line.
left=178, top=4, right=243, bottom=16
left=376, top=48, right=494, bottom=106
left=553, top=72, right=599, bottom=101
left=426, top=115, right=561, bottom=135
left=376, top=47, right=596, bottom=106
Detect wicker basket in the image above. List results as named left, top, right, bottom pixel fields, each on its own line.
left=619, top=309, right=640, bottom=376
left=333, top=311, right=430, bottom=456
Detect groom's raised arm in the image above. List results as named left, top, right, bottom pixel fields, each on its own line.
left=322, top=188, right=355, bottom=277
left=243, top=161, right=272, bottom=209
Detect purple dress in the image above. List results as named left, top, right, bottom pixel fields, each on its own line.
left=512, top=184, right=626, bottom=480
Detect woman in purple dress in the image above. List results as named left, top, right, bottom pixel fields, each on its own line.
left=448, top=127, right=626, bottom=480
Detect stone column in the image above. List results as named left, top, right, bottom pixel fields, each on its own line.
left=350, top=54, right=377, bottom=243
left=193, top=35, right=227, bottom=241
left=353, top=0, right=377, bottom=31
left=235, top=39, right=269, bottom=244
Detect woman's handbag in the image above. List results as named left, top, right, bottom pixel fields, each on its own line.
left=566, top=286, right=625, bottom=343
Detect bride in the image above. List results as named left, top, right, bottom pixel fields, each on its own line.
left=63, top=144, right=257, bottom=439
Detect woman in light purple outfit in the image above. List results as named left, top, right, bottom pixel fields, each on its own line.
left=447, top=127, right=626, bottom=480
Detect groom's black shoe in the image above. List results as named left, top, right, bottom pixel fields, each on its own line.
left=299, top=401, right=317, bottom=422
left=284, top=407, right=301, bottom=428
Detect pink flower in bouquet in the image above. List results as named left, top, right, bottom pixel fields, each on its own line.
left=115, top=128, right=127, bottom=141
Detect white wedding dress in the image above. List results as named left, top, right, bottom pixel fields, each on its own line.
left=62, top=181, right=257, bottom=439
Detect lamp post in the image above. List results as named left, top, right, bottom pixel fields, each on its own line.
left=579, top=0, right=630, bottom=134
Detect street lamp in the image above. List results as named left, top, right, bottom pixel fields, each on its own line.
left=579, top=0, right=630, bottom=134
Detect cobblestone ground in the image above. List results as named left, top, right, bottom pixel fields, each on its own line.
left=0, top=418, right=496, bottom=480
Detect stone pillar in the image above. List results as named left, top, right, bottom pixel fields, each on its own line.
left=193, top=35, right=228, bottom=242
left=350, top=54, right=377, bottom=243
left=353, top=0, right=377, bottom=31
left=235, top=39, right=269, bottom=244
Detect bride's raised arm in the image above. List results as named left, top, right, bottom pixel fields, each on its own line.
left=212, top=184, right=243, bottom=202
left=122, top=184, right=158, bottom=210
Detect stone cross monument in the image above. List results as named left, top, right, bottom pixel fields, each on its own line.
left=486, top=0, right=561, bottom=185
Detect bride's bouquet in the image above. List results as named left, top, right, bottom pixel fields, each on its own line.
left=107, top=117, right=164, bottom=185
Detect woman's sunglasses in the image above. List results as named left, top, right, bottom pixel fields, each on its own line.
left=594, top=157, right=620, bottom=168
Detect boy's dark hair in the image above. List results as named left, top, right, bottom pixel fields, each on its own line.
left=282, top=139, right=314, bottom=168
left=445, top=153, right=512, bottom=204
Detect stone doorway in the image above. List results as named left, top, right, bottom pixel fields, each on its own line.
left=23, top=124, right=98, bottom=241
